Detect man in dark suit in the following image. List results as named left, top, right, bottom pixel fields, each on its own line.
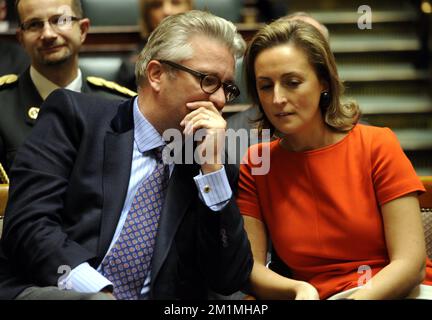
left=0, top=10, right=252, bottom=300
left=0, top=0, right=136, bottom=173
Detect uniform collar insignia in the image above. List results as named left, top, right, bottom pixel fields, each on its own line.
left=27, top=107, right=40, bottom=120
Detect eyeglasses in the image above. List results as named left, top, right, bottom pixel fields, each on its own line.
left=20, top=15, right=81, bottom=33
left=159, top=60, right=240, bottom=103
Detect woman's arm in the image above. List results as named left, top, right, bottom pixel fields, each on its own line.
left=348, top=192, right=426, bottom=299
left=243, top=215, right=319, bottom=299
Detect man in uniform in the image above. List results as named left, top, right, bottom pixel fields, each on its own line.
left=0, top=0, right=136, bottom=172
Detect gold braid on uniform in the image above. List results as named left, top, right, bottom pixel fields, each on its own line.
left=0, top=163, right=9, bottom=184
left=0, top=74, right=18, bottom=88
left=87, top=76, right=137, bottom=97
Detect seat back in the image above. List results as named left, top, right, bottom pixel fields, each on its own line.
left=232, top=57, right=250, bottom=104
left=79, top=55, right=124, bottom=81
left=0, top=184, right=8, bottom=238
left=0, top=163, right=9, bottom=237
left=82, top=0, right=139, bottom=26
left=0, top=184, right=7, bottom=218
left=419, top=176, right=432, bottom=259
left=194, top=0, right=243, bottom=23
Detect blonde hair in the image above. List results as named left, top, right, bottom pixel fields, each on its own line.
left=244, top=19, right=360, bottom=135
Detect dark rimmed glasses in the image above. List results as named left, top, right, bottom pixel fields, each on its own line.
left=20, top=15, right=81, bottom=33
left=159, top=60, right=240, bottom=103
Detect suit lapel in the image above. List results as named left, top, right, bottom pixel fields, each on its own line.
left=150, top=163, right=199, bottom=286
left=96, top=99, right=135, bottom=262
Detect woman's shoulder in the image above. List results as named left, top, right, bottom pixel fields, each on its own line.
left=355, top=124, right=405, bottom=162
left=356, top=123, right=393, bottom=134
left=355, top=124, right=397, bottom=143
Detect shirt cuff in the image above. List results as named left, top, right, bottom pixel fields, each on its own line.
left=62, top=262, right=113, bottom=293
left=194, top=165, right=232, bottom=211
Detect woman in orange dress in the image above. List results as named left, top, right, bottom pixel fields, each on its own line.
left=237, top=18, right=432, bottom=299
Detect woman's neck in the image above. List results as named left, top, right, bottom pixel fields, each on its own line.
left=279, top=123, right=346, bottom=152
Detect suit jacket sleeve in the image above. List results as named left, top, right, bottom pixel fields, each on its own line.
left=1, top=89, right=96, bottom=286
left=195, top=164, right=253, bottom=295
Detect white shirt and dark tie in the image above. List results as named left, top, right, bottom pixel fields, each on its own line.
left=63, top=97, right=233, bottom=298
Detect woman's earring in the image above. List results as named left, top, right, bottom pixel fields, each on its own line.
left=319, top=91, right=331, bottom=108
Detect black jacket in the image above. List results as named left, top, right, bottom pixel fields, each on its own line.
left=0, top=89, right=252, bottom=299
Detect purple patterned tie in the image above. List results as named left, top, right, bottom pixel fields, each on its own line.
left=100, top=147, right=169, bottom=299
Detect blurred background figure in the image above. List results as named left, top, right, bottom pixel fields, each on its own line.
left=0, top=0, right=135, bottom=173
left=116, top=0, right=193, bottom=91
left=0, top=0, right=6, bottom=28
left=139, top=0, right=193, bottom=38
left=284, top=11, right=329, bottom=40
left=0, top=0, right=30, bottom=75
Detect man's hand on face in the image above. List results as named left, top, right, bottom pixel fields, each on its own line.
left=180, top=101, right=226, bottom=174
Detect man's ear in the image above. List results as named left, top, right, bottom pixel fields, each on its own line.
left=146, top=60, right=163, bottom=92
left=79, top=18, right=90, bottom=44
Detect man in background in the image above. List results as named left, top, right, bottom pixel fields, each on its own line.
left=0, top=0, right=136, bottom=173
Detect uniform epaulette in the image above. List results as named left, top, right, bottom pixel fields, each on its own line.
left=0, top=74, right=18, bottom=88
left=86, top=76, right=137, bottom=98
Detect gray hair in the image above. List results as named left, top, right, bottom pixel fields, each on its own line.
left=135, top=10, right=246, bottom=87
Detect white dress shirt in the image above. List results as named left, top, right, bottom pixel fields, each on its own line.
left=30, top=66, right=82, bottom=100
